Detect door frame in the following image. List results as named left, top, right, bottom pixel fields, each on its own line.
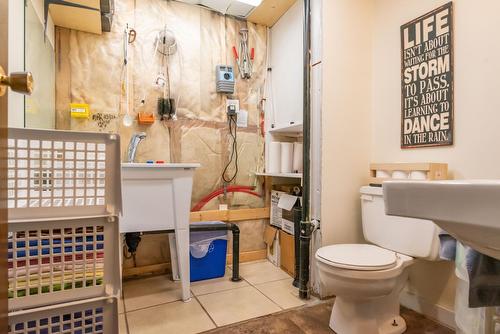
left=8, top=0, right=25, bottom=128
left=0, top=0, right=10, bottom=331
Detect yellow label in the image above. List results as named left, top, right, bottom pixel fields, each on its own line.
left=70, top=103, right=90, bottom=119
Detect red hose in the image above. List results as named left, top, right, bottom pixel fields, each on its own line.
left=192, top=185, right=261, bottom=212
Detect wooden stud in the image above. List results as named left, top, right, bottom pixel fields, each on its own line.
left=123, top=263, right=171, bottom=278
left=264, top=176, right=272, bottom=205
left=123, top=249, right=267, bottom=278
left=226, top=249, right=267, bottom=264
left=190, top=207, right=270, bottom=223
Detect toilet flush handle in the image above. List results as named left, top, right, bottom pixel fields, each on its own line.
left=360, top=194, right=374, bottom=202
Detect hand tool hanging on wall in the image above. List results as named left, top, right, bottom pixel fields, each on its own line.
left=155, top=25, right=178, bottom=121
left=232, top=28, right=254, bottom=79
left=121, top=24, right=136, bottom=127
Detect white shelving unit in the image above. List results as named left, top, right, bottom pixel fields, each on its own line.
left=269, top=123, right=303, bottom=136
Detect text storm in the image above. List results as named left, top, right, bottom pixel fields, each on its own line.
left=401, top=2, right=454, bottom=148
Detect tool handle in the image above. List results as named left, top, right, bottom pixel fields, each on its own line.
left=250, top=48, right=255, bottom=60
left=232, top=46, right=239, bottom=60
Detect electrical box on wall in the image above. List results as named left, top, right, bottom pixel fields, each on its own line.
left=216, top=65, right=235, bottom=94
left=226, top=99, right=239, bottom=116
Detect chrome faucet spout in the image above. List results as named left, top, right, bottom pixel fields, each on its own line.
left=127, top=132, right=147, bottom=163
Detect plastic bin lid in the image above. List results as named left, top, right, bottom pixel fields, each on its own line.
left=190, top=221, right=228, bottom=243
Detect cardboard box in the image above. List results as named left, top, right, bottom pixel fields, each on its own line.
left=264, top=225, right=280, bottom=267
left=278, top=193, right=300, bottom=235
left=270, top=190, right=285, bottom=228
left=279, top=230, right=295, bottom=277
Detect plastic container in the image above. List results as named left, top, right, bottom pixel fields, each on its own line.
left=189, top=222, right=228, bottom=282
left=8, top=216, right=120, bottom=311
left=8, top=297, right=118, bottom=334
left=7, top=128, right=122, bottom=221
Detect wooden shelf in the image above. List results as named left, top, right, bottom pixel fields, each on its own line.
left=255, top=172, right=302, bottom=179
left=247, top=0, right=297, bottom=27
left=48, top=0, right=105, bottom=35
left=369, top=162, right=448, bottom=185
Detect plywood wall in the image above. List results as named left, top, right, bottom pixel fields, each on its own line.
left=55, top=0, right=270, bottom=271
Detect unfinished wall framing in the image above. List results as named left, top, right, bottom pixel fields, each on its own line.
left=56, top=0, right=267, bottom=209
left=55, top=0, right=271, bottom=273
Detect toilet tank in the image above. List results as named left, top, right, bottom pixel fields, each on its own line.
left=360, top=186, right=440, bottom=260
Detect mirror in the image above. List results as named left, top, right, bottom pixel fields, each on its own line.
left=24, top=0, right=56, bottom=129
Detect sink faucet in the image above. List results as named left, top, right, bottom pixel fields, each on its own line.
left=127, top=132, right=146, bottom=163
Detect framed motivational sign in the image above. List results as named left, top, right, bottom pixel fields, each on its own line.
left=401, top=2, right=454, bottom=148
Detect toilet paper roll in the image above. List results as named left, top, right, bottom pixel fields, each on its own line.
left=375, top=170, right=391, bottom=179
left=280, top=142, right=294, bottom=174
left=292, top=142, right=303, bottom=173
left=268, top=142, right=281, bottom=173
left=410, top=170, right=427, bottom=180
left=392, top=170, right=409, bottom=179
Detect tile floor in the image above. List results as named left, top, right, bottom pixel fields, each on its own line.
left=119, top=260, right=320, bottom=334
left=205, top=300, right=454, bottom=334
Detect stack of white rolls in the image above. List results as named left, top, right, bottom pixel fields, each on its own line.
left=268, top=141, right=303, bottom=174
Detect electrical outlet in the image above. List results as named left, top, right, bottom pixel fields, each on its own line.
left=226, top=99, right=240, bottom=117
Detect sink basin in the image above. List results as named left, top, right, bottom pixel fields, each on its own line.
left=383, top=180, right=500, bottom=260
left=120, top=163, right=200, bottom=233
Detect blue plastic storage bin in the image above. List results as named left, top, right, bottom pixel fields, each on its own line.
left=190, top=222, right=228, bottom=282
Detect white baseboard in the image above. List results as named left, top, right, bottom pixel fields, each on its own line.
left=400, top=290, right=456, bottom=330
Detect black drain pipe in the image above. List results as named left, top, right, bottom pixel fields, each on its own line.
left=299, top=0, right=312, bottom=300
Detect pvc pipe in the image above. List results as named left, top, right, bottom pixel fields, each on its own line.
left=299, top=0, right=312, bottom=300
left=191, top=186, right=261, bottom=212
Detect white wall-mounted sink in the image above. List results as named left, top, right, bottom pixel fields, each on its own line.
left=383, top=180, right=500, bottom=260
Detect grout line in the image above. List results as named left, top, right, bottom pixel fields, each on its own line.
left=124, top=297, right=185, bottom=314
left=248, top=276, right=294, bottom=287
left=124, top=312, right=131, bottom=334
left=252, top=282, right=285, bottom=312
left=193, top=281, right=251, bottom=297
left=193, top=292, right=219, bottom=328
left=253, top=277, right=294, bottom=287
left=193, top=282, right=251, bottom=298
left=120, top=291, right=132, bottom=334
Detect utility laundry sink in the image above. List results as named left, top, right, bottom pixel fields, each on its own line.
left=120, top=163, right=200, bottom=233
left=120, top=162, right=200, bottom=301
left=383, top=180, right=500, bottom=260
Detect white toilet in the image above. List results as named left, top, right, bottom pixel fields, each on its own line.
left=316, top=186, right=440, bottom=334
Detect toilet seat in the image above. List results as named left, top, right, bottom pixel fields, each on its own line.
left=316, top=244, right=397, bottom=271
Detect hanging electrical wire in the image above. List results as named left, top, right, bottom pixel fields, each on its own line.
left=222, top=113, right=239, bottom=184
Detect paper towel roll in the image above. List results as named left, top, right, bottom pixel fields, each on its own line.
left=375, top=170, right=391, bottom=178
left=268, top=142, right=281, bottom=173
left=292, top=142, right=303, bottom=173
left=280, top=142, right=294, bottom=174
left=392, top=170, right=409, bottom=179
left=410, top=170, right=427, bottom=180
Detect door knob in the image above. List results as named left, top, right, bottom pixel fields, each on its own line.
left=0, top=65, right=34, bottom=97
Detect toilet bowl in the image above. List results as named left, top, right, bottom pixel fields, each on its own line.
left=316, top=186, right=440, bottom=334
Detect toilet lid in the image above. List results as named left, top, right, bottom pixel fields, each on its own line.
left=316, top=244, right=397, bottom=270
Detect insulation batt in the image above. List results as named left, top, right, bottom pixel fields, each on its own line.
left=55, top=0, right=268, bottom=209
